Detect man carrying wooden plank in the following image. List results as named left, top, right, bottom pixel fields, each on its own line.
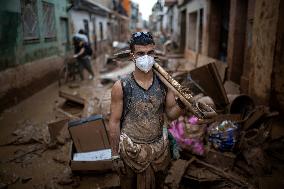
left=108, top=32, right=186, bottom=189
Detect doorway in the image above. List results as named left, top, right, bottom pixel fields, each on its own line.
left=208, top=0, right=230, bottom=62
left=83, top=19, right=90, bottom=42
left=60, top=17, right=69, bottom=53
left=180, top=10, right=186, bottom=53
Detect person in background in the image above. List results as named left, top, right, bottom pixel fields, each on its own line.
left=74, top=29, right=88, bottom=43
left=73, top=31, right=94, bottom=80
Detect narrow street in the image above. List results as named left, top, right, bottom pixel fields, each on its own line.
left=0, top=59, right=131, bottom=189
left=0, top=53, right=201, bottom=189
left=1, top=0, right=284, bottom=189
left=0, top=58, right=183, bottom=188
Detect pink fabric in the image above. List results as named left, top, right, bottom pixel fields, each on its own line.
left=188, top=116, right=198, bottom=125
left=169, top=116, right=205, bottom=155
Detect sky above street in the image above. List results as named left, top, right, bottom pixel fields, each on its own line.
left=131, top=0, right=157, bottom=20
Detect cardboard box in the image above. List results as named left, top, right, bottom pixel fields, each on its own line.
left=190, top=62, right=229, bottom=110
left=68, top=115, right=110, bottom=152
left=70, top=142, right=112, bottom=172
left=68, top=115, right=112, bottom=172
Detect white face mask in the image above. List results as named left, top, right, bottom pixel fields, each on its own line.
left=135, top=55, right=155, bottom=73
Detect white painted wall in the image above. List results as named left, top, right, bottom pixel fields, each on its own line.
left=172, top=5, right=179, bottom=40
left=185, top=0, right=208, bottom=53
left=137, top=13, right=144, bottom=30
left=70, top=9, right=111, bottom=44
left=70, top=10, right=94, bottom=43
left=94, top=15, right=108, bottom=41
left=162, top=7, right=168, bottom=31
left=166, top=4, right=179, bottom=43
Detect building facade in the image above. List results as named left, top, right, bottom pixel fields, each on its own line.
left=129, top=1, right=139, bottom=32
left=0, top=0, right=72, bottom=111
left=162, top=0, right=284, bottom=113
left=0, top=0, right=71, bottom=70
left=69, top=0, right=112, bottom=55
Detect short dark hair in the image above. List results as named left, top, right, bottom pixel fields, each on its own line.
left=78, top=29, right=85, bottom=35
left=129, top=32, right=155, bottom=52
left=73, top=36, right=81, bottom=43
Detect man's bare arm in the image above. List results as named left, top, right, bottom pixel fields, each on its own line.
left=165, top=89, right=184, bottom=120
left=108, top=80, right=123, bottom=156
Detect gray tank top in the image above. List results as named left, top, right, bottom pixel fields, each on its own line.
left=120, top=73, right=167, bottom=143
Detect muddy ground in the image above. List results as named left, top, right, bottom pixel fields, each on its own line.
left=1, top=55, right=284, bottom=189
left=0, top=56, right=127, bottom=189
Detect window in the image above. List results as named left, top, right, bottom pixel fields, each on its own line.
left=99, top=22, right=104, bottom=40
left=42, top=1, right=56, bottom=39
left=198, top=9, right=204, bottom=53
left=83, top=19, right=89, bottom=41
left=21, top=0, right=39, bottom=40
left=188, top=11, right=197, bottom=51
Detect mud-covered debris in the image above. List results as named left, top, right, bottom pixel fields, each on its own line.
left=59, top=90, right=84, bottom=105
left=52, top=155, right=68, bottom=165
left=0, top=183, right=7, bottom=189
left=243, top=147, right=270, bottom=175
left=56, top=100, right=84, bottom=119
left=208, top=120, right=239, bottom=152
left=258, top=176, right=284, bottom=189
left=21, top=177, right=32, bottom=183
left=57, top=176, right=73, bottom=185
left=194, top=159, right=249, bottom=187
left=165, top=158, right=193, bottom=189
left=57, top=168, right=74, bottom=186
left=0, top=171, right=19, bottom=186
left=242, top=106, right=269, bottom=131
left=266, top=138, right=284, bottom=161
left=185, top=164, right=223, bottom=182
left=98, top=90, right=111, bottom=120
left=56, top=135, right=67, bottom=145
left=56, top=174, right=80, bottom=187
left=68, top=83, right=80, bottom=89
left=48, top=119, right=70, bottom=146
left=33, top=184, right=45, bottom=189
left=204, top=149, right=236, bottom=170
left=44, top=182, right=60, bottom=189
left=47, top=142, right=58, bottom=149
left=100, top=78, right=115, bottom=86
left=8, top=144, right=46, bottom=163
left=71, top=176, right=81, bottom=188
left=269, top=118, right=284, bottom=140
left=6, top=120, right=50, bottom=145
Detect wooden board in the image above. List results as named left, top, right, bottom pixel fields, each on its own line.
left=190, top=62, right=229, bottom=110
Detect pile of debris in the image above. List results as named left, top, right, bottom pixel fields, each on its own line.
left=164, top=62, right=284, bottom=189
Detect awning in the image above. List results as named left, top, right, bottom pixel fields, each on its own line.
left=73, top=0, right=113, bottom=16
